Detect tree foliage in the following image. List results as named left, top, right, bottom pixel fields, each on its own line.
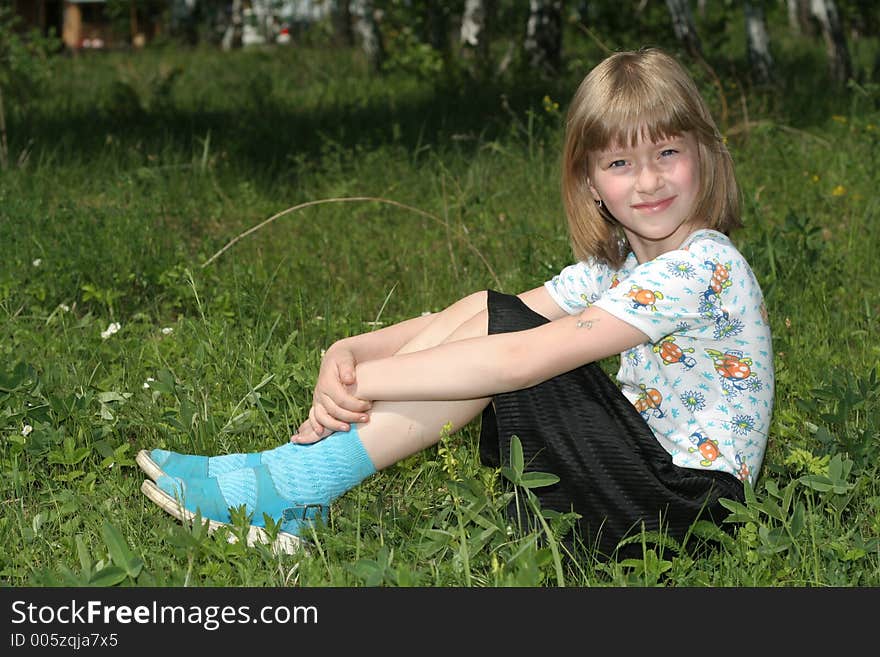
left=0, top=6, right=60, bottom=169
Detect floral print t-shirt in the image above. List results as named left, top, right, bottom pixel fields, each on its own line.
left=544, top=229, right=774, bottom=485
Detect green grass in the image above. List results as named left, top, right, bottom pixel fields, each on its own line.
left=1, top=36, right=878, bottom=587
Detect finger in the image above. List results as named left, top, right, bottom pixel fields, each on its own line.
left=326, top=384, right=372, bottom=413
left=319, top=392, right=370, bottom=423
left=314, top=402, right=351, bottom=434
left=308, top=406, right=328, bottom=438
left=292, top=421, right=323, bottom=444
left=290, top=420, right=307, bottom=443
left=310, top=403, right=338, bottom=434
left=338, top=361, right=356, bottom=385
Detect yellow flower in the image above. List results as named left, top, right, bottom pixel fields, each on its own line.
left=542, top=95, right=559, bottom=114
left=811, top=174, right=820, bottom=183
left=831, top=115, right=847, bottom=124
left=832, top=185, right=846, bottom=196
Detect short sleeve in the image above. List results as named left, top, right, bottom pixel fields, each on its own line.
left=592, top=250, right=716, bottom=341
left=544, top=258, right=622, bottom=316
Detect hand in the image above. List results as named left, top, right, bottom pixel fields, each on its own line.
left=290, top=343, right=372, bottom=443
left=291, top=414, right=330, bottom=444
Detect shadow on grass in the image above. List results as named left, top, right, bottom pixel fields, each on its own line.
left=15, top=56, right=573, bottom=183
left=9, top=41, right=876, bottom=189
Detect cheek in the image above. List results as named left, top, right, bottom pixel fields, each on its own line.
left=676, top=160, right=700, bottom=198
left=594, top=176, right=627, bottom=202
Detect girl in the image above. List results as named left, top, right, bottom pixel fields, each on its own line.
left=138, top=48, right=774, bottom=560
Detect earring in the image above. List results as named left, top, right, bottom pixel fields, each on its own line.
left=595, top=199, right=603, bottom=209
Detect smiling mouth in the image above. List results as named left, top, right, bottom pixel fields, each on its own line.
left=632, top=197, right=676, bottom=212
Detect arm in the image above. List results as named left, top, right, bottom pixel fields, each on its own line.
left=517, top=284, right=571, bottom=321
left=300, top=285, right=569, bottom=437
left=300, top=289, right=492, bottom=437
left=351, top=305, right=648, bottom=401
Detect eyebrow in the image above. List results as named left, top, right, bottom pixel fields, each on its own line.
left=600, top=136, right=683, bottom=157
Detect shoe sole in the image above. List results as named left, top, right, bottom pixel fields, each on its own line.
left=140, top=479, right=304, bottom=556
left=136, top=449, right=164, bottom=481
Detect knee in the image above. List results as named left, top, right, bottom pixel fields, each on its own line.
left=443, top=305, right=489, bottom=343
left=450, top=290, right=487, bottom=316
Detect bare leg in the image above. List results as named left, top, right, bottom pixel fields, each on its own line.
left=354, top=299, right=491, bottom=470
left=399, top=291, right=487, bottom=353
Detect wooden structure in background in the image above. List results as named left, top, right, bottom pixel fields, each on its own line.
left=11, top=0, right=64, bottom=37
left=12, top=0, right=163, bottom=51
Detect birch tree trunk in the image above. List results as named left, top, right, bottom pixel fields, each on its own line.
left=461, top=0, right=487, bottom=52
left=665, top=0, right=703, bottom=58
left=221, top=0, right=243, bottom=51
left=351, top=0, right=385, bottom=73
left=460, top=0, right=495, bottom=75
left=524, top=0, right=562, bottom=76
left=787, top=0, right=815, bottom=36
left=810, top=0, right=852, bottom=83
left=744, top=1, right=774, bottom=84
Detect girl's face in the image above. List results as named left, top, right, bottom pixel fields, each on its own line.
left=588, top=132, right=702, bottom=263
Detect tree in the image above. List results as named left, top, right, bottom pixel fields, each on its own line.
left=333, top=0, right=355, bottom=48
left=665, top=0, right=703, bottom=58
left=744, top=1, right=774, bottom=85
left=524, top=0, right=563, bottom=76
left=424, top=1, right=449, bottom=53
left=809, top=0, right=852, bottom=83
left=220, top=0, right=243, bottom=51
left=786, top=0, right=814, bottom=35
left=351, top=0, right=385, bottom=72
left=460, top=0, right=496, bottom=77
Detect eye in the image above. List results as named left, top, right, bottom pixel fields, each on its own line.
left=607, top=159, right=627, bottom=168
left=660, top=148, right=678, bottom=157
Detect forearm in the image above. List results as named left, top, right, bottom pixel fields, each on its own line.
left=350, top=307, right=648, bottom=402
left=352, top=332, right=523, bottom=401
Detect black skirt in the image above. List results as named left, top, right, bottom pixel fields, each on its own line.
left=479, top=289, right=744, bottom=560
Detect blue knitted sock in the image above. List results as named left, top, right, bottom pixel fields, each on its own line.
left=148, top=447, right=274, bottom=480
left=154, top=427, right=376, bottom=534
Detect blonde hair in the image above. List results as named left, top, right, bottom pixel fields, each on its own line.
left=561, top=48, right=741, bottom=268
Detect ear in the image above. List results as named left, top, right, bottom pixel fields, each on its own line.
left=587, top=179, right=601, bottom=202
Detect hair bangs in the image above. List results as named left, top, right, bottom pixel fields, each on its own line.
left=584, top=86, right=697, bottom=155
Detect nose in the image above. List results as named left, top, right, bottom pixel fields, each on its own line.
left=635, top=161, right=664, bottom=195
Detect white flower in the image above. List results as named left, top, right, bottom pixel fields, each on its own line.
left=22, top=425, right=33, bottom=437
left=59, top=303, right=70, bottom=312
left=160, top=327, right=174, bottom=335
left=32, top=259, right=42, bottom=267
left=100, top=322, right=121, bottom=339
left=143, top=377, right=155, bottom=389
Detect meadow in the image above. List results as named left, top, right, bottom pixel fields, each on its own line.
left=1, top=33, right=878, bottom=587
